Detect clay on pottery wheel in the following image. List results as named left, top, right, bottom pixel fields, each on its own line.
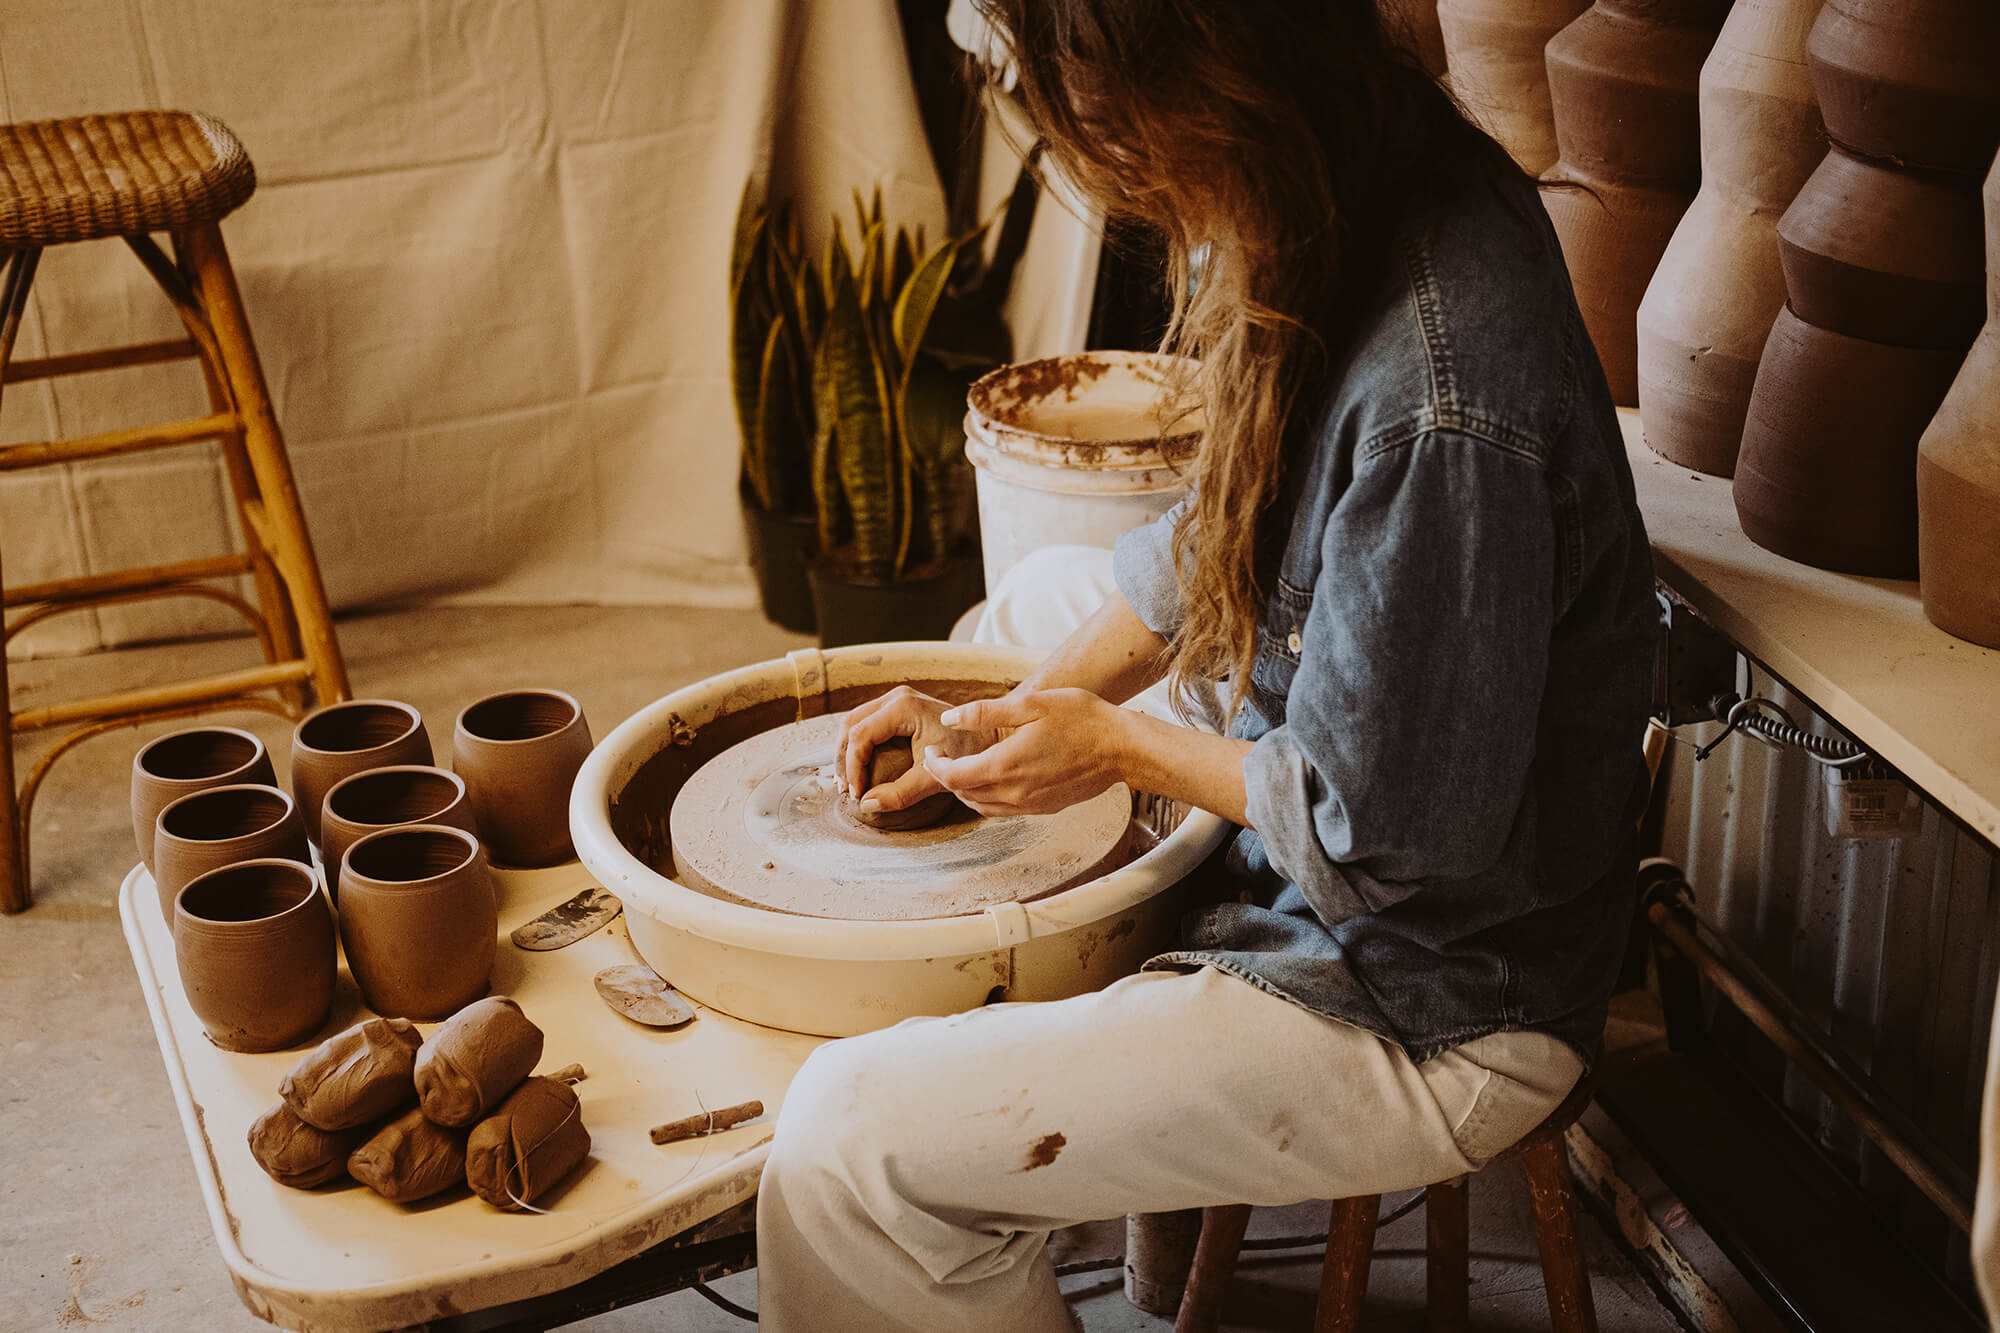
left=670, top=712, right=1135, bottom=922
left=1636, top=0, right=1827, bottom=477
left=1438, top=0, right=1590, bottom=174
left=247, top=1102, right=370, bottom=1189
left=852, top=736, right=967, bottom=831
left=1807, top=0, right=2000, bottom=177
left=338, top=825, right=497, bottom=1021
left=281, top=1016, right=424, bottom=1131
left=1776, top=146, right=1986, bottom=349
left=289, top=699, right=431, bottom=849
left=1542, top=0, right=1728, bottom=404
left=413, top=995, right=546, bottom=1128
left=173, top=860, right=334, bottom=1054
left=319, top=765, right=478, bottom=891
left=152, top=783, right=308, bottom=922
left=1734, top=306, right=1966, bottom=576
left=1917, top=150, right=2000, bottom=648
left=130, top=726, right=274, bottom=874
left=347, top=1106, right=471, bottom=1204
left=466, top=1076, right=592, bottom=1211
left=451, top=689, right=593, bottom=867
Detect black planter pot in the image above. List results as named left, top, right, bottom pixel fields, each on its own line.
left=740, top=494, right=818, bottom=634
left=806, top=554, right=984, bottom=648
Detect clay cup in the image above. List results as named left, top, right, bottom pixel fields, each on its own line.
left=153, top=783, right=310, bottom=922
left=173, top=859, right=335, bottom=1053
left=338, top=825, right=497, bottom=1021
left=451, top=689, right=593, bottom=867
left=131, top=726, right=275, bottom=874
left=319, top=765, right=479, bottom=891
left=289, top=700, right=431, bottom=849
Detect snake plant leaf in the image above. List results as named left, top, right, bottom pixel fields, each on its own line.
left=729, top=211, right=773, bottom=504
left=729, top=179, right=764, bottom=299
left=825, top=259, right=896, bottom=577
left=749, top=318, right=790, bottom=512
left=810, top=325, right=847, bottom=553
left=891, top=240, right=960, bottom=383
left=888, top=228, right=916, bottom=312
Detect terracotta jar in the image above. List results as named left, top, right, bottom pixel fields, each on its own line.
left=1776, top=146, right=1986, bottom=348
left=319, top=765, right=479, bottom=890
left=1807, top=0, right=2000, bottom=176
left=152, top=783, right=310, bottom=921
left=173, top=859, right=335, bottom=1053
left=1543, top=0, right=1730, bottom=403
left=289, top=699, right=431, bottom=849
left=1380, top=0, right=1448, bottom=78
left=1734, top=306, right=1965, bottom=575
left=1917, top=151, right=2000, bottom=647
left=451, top=689, right=593, bottom=867
left=1636, top=0, right=1826, bottom=476
left=1439, top=0, right=1590, bottom=174
left=338, top=825, right=496, bottom=1021
left=130, top=726, right=275, bottom=874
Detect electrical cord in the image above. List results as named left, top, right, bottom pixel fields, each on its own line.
left=1692, top=694, right=1871, bottom=768
left=692, top=1281, right=758, bottom=1322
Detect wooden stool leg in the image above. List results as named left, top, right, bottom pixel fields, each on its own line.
left=0, top=249, right=40, bottom=913
left=1172, top=1204, right=1252, bottom=1333
left=1426, top=1177, right=1469, bottom=1333
left=1313, top=1194, right=1380, bottom=1333
left=1521, top=1137, right=1599, bottom=1333
left=174, top=224, right=349, bottom=708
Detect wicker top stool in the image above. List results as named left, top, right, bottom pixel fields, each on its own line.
left=0, top=109, right=350, bottom=914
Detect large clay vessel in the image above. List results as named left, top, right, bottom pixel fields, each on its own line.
left=1636, top=0, right=1826, bottom=476
left=451, top=689, right=593, bottom=867
left=1380, top=0, right=1449, bottom=79
left=1438, top=0, right=1590, bottom=175
left=1735, top=307, right=1965, bottom=575
left=338, top=825, right=496, bottom=1021
left=173, top=859, right=335, bottom=1053
left=130, top=726, right=275, bottom=873
left=1918, top=151, right=2000, bottom=647
left=318, top=765, right=479, bottom=889
left=152, top=783, right=309, bottom=921
left=289, top=699, right=431, bottom=849
left=1543, top=0, right=1730, bottom=403
left=1807, top=0, right=2000, bottom=176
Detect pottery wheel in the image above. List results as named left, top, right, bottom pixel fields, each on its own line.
left=669, top=713, right=1134, bottom=921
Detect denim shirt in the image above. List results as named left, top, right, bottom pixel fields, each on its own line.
left=1114, top=166, right=1658, bottom=1065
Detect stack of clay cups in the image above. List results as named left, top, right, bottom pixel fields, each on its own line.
left=1733, top=0, right=2000, bottom=576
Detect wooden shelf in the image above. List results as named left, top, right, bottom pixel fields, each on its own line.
left=1620, top=408, right=2000, bottom=849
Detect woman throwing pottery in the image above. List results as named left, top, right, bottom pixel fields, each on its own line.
left=755, top=2, right=1657, bottom=1328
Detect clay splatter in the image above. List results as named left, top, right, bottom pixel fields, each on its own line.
left=1021, top=1132, right=1067, bottom=1171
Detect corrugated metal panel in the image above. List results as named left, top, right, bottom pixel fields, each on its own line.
left=1657, top=659, right=2000, bottom=1279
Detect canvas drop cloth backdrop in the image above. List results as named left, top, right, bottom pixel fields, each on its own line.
left=0, top=0, right=1099, bottom=658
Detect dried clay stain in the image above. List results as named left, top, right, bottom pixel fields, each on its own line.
left=1020, top=1131, right=1067, bottom=1172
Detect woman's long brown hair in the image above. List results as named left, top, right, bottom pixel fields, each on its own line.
left=975, top=0, right=1513, bottom=721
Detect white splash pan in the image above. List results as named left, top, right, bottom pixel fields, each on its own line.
left=570, top=642, right=1229, bottom=1036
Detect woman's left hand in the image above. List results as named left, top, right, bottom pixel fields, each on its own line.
left=925, top=688, right=1133, bottom=817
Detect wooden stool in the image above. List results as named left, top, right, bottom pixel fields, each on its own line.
left=0, top=110, right=350, bottom=913
left=1173, top=1070, right=1601, bottom=1333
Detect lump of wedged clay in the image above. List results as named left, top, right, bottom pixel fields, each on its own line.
left=414, top=995, right=545, bottom=1127
left=347, top=1106, right=470, bottom=1203
left=247, top=1102, right=369, bottom=1188
left=280, top=1017, right=423, bottom=1131
left=852, top=737, right=966, bottom=831
left=466, top=1076, right=591, bottom=1211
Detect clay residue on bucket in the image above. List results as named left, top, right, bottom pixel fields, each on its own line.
left=967, top=351, right=1203, bottom=467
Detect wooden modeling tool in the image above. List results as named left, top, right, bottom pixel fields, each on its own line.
left=594, top=965, right=696, bottom=1028
left=650, top=1099, right=765, bottom=1145
left=511, top=886, right=622, bottom=950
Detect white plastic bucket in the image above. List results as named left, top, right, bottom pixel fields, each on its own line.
left=964, top=350, right=1202, bottom=594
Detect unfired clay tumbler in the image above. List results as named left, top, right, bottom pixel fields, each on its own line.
left=319, top=765, right=479, bottom=890
left=452, top=689, right=593, bottom=867
left=289, top=699, right=431, bottom=849
left=338, top=825, right=496, bottom=1021
left=131, top=726, right=275, bottom=874
left=153, top=783, right=310, bottom=921
left=173, top=859, right=334, bottom=1053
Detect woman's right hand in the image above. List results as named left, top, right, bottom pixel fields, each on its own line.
left=836, top=686, right=1000, bottom=814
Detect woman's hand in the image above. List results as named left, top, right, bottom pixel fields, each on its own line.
left=921, top=689, right=1133, bottom=817
left=836, top=686, right=1001, bottom=814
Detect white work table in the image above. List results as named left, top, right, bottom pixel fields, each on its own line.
left=1619, top=409, right=2000, bottom=848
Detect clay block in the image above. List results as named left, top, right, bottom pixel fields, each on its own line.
left=414, top=995, right=546, bottom=1127
left=247, top=1102, right=369, bottom=1188
left=348, top=1106, right=471, bottom=1203
left=467, top=1076, right=592, bottom=1211
left=280, top=1017, right=423, bottom=1131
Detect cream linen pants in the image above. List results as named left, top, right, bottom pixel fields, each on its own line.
left=754, top=964, right=1583, bottom=1331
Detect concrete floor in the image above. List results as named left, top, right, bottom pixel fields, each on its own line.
left=0, top=604, right=1685, bottom=1332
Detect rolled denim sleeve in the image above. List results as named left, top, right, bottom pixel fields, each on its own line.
left=1244, top=430, right=1553, bottom=917
left=1111, top=495, right=1193, bottom=641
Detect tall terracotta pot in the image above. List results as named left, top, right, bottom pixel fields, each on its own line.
left=1918, top=151, right=2000, bottom=647
left=1807, top=0, right=2000, bottom=176
left=338, top=825, right=496, bottom=1021
left=174, top=859, right=335, bottom=1053
left=1438, top=0, right=1590, bottom=175
left=1543, top=0, right=1729, bottom=404
left=1636, top=0, right=1826, bottom=476
left=130, top=726, right=275, bottom=874
left=1379, top=0, right=1449, bottom=80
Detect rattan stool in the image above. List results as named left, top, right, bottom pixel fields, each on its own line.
left=0, top=110, right=350, bottom=913
left=1173, top=1070, right=1601, bottom=1333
